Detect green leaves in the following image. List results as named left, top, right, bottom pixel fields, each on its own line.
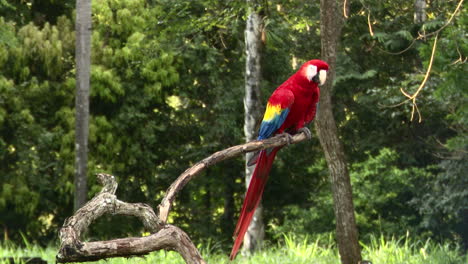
left=335, top=69, right=377, bottom=84
left=422, top=20, right=445, bottom=31
left=351, top=148, right=427, bottom=236
left=91, top=66, right=123, bottom=102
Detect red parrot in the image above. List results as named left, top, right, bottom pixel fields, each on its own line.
left=230, top=59, right=329, bottom=260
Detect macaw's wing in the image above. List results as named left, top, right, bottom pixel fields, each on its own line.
left=258, top=89, right=294, bottom=140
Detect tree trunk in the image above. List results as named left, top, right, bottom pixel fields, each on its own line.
left=243, top=0, right=264, bottom=255
left=315, top=1, right=362, bottom=264
left=74, top=0, right=91, bottom=211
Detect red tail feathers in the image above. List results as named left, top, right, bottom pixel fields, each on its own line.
left=229, top=148, right=279, bottom=260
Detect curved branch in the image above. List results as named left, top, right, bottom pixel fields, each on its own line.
left=418, top=0, right=464, bottom=39
left=59, top=174, right=162, bottom=241
left=58, top=131, right=310, bottom=264
left=380, top=34, right=439, bottom=122
left=157, top=131, right=310, bottom=222
left=58, top=225, right=205, bottom=264
left=57, top=174, right=202, bottom=264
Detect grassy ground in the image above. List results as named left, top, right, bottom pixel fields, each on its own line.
left=1, top=234, right=466, bottom=264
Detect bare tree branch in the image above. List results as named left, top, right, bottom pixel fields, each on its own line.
left=58, top=225, right=205, bottom=264
left=158, top=131, right=309, bottom=222
left=57, top=131, right=310, bottom=264
left=57, top=173, right=203, bottom=263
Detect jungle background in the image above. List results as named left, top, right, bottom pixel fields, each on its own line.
left=0, top=0, right=466, bottom=260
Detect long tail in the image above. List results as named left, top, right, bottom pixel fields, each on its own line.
left=229, top=147, right=279, bottom=260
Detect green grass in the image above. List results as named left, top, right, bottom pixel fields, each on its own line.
left=1, top=234, right=466, bottom=264
left=360, top=234, right=467, bottom=264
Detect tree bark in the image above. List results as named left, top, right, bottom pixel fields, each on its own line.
left=316, top=0, right=362, bottom=264
left=74, top=0, right=91, bottom=211
left=414, top=0, right=426, bottom=23
left=243, top=0, right=264, bottom=255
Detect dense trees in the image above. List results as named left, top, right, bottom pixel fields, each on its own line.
left=0, top=0, right=466, bottom=257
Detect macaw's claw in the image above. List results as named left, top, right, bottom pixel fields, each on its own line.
left=298, top=127, right=312, bottom=140
left=280, top=132, right=294, bottom=145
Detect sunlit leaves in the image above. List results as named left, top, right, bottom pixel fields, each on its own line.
left=91, top=66, right=123, bottom=102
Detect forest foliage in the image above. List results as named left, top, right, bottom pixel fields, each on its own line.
left=0, top=0, right=466, bottom=253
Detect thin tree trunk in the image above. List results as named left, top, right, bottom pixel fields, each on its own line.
left=414, top=0, right=426, bottom=23
left=74, top=0, right=91, bottom=211
left=243, top=0, right=264, bottom=255
left=315, top=0, right=362, bottom=264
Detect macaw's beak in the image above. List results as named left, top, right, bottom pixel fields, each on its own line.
left=318, top=69, right=327, bottom=85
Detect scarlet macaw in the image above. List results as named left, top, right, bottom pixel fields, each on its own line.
left=230, top=59, right=329, bottom=260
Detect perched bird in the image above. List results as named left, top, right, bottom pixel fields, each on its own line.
left=230, top=59, right=329, bottom=260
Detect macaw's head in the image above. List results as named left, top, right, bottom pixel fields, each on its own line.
left=300, top=59, right=329, bottom=86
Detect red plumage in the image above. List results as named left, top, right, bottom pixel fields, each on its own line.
left=230, top=60, right=328, bottom=260
left=230, top=149, right=278, bottom=260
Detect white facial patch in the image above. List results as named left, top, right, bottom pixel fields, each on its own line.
left=319, top=70, right=327, bottom=85
left=306, top=65, right=318, bottom=81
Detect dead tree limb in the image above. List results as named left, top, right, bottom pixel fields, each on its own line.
left=57, top=173, right=204, bottom=264
left=57, top=131, right=309, bottom=264
left=59, top=225, right=203, bottom=264
left=157, top=132, right=308, bottom=222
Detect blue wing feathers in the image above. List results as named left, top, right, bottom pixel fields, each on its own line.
left=258, top=108, right=290, bottom=140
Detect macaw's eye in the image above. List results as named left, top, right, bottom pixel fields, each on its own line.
left=306, top=65, right=318, bottom=81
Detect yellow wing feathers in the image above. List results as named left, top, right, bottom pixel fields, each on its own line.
left=263, top=103, right=284, bottom=121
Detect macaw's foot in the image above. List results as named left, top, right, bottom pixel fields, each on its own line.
left=279, top=132, right=294, bottom=145
left=298, top=127, right=312, bottom=140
